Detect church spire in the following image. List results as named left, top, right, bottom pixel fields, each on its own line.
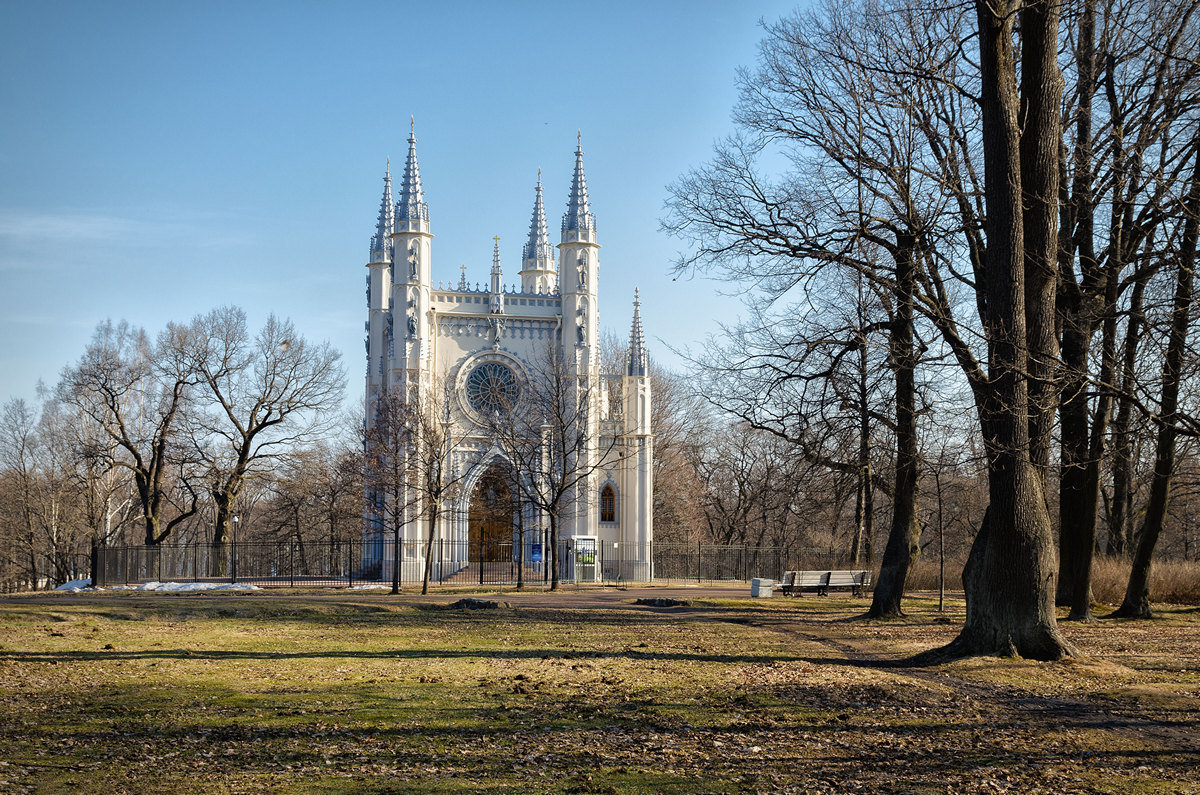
left=562, top=132, right=595, bottom=237
left=490, top=236, right=504, bottom=313
left=627, top=289, right=648, bottom=377
left=523, top=170, right=554, bottom=264
left=369, top=159, right=394, bottom=262
left=520, top=170, right=556, bottom=292
left=396, top=118, right=429, bottom=227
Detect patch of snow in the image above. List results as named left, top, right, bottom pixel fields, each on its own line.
left=350, top=583, right=391, bottom=590
left=137, top=581, right=261, bottom=592
left=54, top=578, right=92, bottom=591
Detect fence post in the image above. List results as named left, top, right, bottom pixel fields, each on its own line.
left=290, top=543, right=295, bottom=588
left=697, top=541, right=702, bottom=584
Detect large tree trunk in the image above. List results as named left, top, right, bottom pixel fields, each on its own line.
left=947, top=0, right=1072, bottom=660
left=1021, top=0, right=1063, bottom=486
left=1112, top=144, right=1200, bottom=619
left=1056, top=0, right=1105, bottom=621
left=868, top=240, right=920, bottom=617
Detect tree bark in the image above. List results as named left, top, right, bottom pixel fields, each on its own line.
left=1021, top=0, right=1064, bottom=486
left=1056, top=0, right=1105, bottom=621
left=421, top=499, right=440, bottom=596
left=868, top=240, right=920, bottom=618
left=946, top=0, right=1073, bottom=660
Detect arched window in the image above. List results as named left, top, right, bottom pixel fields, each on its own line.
left=600, top=483, right=616, bottom=523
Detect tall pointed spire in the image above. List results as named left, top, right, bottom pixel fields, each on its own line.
left=523, top=170, right=554, bottom=264
left=490, top=236, right=504, bottom=313
left=519, top=169, right=556, bottom=292
left=627, top=288, right=648, bottom=376
left=369, top=159, right=394, bottom=261
left=396, top=117, right=429, bottom=226
left=562, top=133, right=595, bottom=236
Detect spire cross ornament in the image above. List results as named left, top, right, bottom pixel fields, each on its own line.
left=460, top=264, right=467, bottom=277
left=493, top=235, right=500, bottom=244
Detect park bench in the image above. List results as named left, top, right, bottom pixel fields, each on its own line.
left=777, top=569, right=872, bottom=597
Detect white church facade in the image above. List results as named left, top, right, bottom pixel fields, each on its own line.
left=362, top=126, right=653, bottom=583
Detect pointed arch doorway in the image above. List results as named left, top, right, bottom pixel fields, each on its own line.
left=469, top=462, right=515, bottom=563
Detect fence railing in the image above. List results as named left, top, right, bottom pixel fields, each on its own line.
left=90, top=539, right=850, bottom=589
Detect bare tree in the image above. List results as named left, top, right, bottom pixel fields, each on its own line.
left=182, top=307, right=345, bottom=564
left=58, top=320, right=200, bottom=546
left=1111, top=140, right=1200, bottom=618
left=484, top=342, right=620, bottom=591
left=0, top=398, right=43, bottom=586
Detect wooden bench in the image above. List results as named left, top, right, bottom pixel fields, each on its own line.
left=778, top=570, right=872, bottom=597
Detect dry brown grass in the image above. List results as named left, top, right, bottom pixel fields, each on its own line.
left=2, top=587, right=1198, bottom=794
left=903, top=556, right=1200, bottom=606
left=1089, top=556, right=1200, bottom=606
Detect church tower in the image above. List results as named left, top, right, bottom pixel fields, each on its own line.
left=365, top=161, right=393, bottom=408
left=557, top=135, right=601, bottom=538
left=624, top=290, right=654, bottom=563
left=390, top=120, right=432, bottom=395
left=559, top=135, right=600, bottom=360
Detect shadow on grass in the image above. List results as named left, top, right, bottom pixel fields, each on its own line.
left=2, top=646, right=889, bottom=667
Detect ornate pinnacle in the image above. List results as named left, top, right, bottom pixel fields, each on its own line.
left=562, top=135, right=596, bottom=236
left=523, top=170, right=554, bottom=268
left=627, top=288, right=648, bottom=377
left=370, top=160, right=394, bottom=260
left=396, top=120, right=429, bottom=224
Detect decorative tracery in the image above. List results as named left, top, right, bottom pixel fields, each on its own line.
left=466, top=361, right=519, bottom=414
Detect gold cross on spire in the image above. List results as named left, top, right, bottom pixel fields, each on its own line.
left=460, top=264, right=467, bottom=276
left=493, top=235, right=500, bottom=244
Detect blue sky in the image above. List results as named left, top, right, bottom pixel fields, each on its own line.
left=1, top=0, right=803, bottom=409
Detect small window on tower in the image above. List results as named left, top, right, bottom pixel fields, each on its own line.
left=600, top=484, right=616, bottom=523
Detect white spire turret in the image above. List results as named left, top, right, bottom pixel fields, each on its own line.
left=562, top=132, right=596, bottom=239
left=490, top=236, right=504, bottom=314
left=520, top=170, right=557, bottom=292
left=627, top=288, right=648, bottom=376
left=369, top=160, right=394, bottom=262
left=395, top=118, right=429, bottom=232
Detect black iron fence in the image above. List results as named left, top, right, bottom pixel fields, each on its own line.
left=90, top=539, right=848, bottom=589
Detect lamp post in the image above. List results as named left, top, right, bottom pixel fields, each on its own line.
left=231, top=514, right=239, bottom=584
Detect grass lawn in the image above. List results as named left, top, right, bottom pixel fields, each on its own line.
left=0, top=586, right=1197, bottom=793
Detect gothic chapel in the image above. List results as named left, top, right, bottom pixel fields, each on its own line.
left=362, top=125, right=653, bottom=582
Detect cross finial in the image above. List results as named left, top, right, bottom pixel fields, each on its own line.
left=634, top=287, right=640, bottom=306
left=410, top=116, right=415, bottom=135
left=577, top=130, right=582, bottom=148
left=537, top=167, right=541, bottom=186
left=493, top=235, right=500, bottom=244
left=460, top=264, right=467, bottom=275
